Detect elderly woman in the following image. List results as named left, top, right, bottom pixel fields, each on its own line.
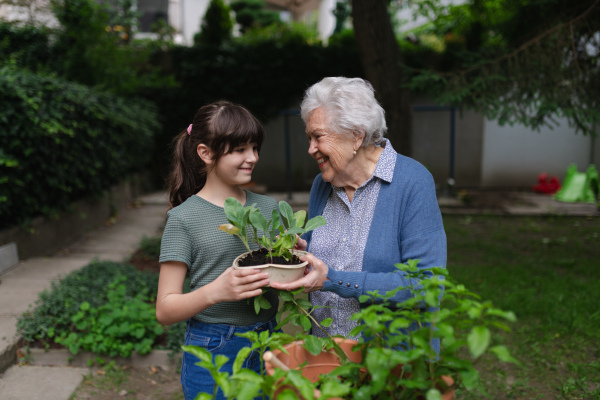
left=270, top=77, right=447, bottom=339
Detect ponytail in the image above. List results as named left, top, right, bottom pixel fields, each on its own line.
left=167, top=130, right=206, bottom=209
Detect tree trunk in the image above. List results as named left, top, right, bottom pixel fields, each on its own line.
left=351, top=0, right=412, bottom=156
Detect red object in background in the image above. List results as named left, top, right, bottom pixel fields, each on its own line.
left=532, top=173, right=561, bottom=194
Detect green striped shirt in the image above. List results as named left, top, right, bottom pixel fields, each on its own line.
left=159, top=191, right=279, bottom=325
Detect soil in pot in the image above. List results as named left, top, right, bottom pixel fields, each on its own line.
left=237, top=248, right=303, bottom=267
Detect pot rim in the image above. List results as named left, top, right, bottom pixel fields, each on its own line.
left=233, top=250, right=309, bottom=269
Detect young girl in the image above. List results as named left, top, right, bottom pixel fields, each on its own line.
left=156, top=101, right=279, bottom=400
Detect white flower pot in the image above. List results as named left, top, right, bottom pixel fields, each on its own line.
left=232, top=250, right=308, bottom=286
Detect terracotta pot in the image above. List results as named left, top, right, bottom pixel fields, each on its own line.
left=265, top=338, right=455, bottom=400
left=233, top=250, right=308, bottom=286
left=265, top=338, right=361, bottom=382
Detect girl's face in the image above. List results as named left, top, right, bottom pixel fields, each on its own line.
left=212, top=141, right=259, bottom=187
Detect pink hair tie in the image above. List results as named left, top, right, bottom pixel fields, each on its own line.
left=187, top=124, right=193, bottom=135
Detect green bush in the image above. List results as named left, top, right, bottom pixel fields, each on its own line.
left=16, top=260, right=184, bottom=356
left=194, top=0, right=233, bottom=46
left=0, top=22, right=56, bottom=72
left=0, top=64, right=160, bottom=226
left=54, top=276, right=164, bottom=357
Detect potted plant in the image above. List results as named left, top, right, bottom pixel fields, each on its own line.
left=183, top=260, right=519, bottom=400
left=218, top=197, right=326, bottom=285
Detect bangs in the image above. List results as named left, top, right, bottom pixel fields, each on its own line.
left=211, top=106, right=265, bottom=155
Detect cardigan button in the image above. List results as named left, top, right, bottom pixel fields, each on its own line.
left=354, top=285, right=359, bottom=288
left=347, top=283, right=351, bottom=287
left=338, top=281, right=343, bottom=285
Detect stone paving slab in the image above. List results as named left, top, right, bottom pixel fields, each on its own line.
left=20, top=348, right=179, bottom=371
left=0, top=365, right=88, bottom=400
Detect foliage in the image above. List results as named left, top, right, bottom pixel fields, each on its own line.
left=230, top=0, right=281, bottom=33
left=0, top=63, right=159, bottom=226
left=218, top=198, right=326, bottom=262
left=401, top=0, right=600, bottom=136
left=0, top=22, right=56, bottom=72
left=194, top=0, right=233, bottom=46
left=183, top=260, right=518, bottom=399
left=54, top=275, right=164, bottom=357
left=16, top=261, right=158, bottom=345
left=46, top=0, right=175, bottom=96
left=183, top=330, right=297, bottom=400
left=16, top=259, right=186, bottom=357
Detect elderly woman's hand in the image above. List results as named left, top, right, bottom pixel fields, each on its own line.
left=269, top=253, right=328, bottom=293
left=294, top=236, right=308, bottom=251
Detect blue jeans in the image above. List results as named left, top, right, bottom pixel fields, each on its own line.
left=181, top=317, right=278, bottom=400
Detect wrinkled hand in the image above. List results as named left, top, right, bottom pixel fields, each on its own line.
left=294, top=236, right=308, bottom=251
left=269, top=253, right=328, bottom=293
left=210, top=266, right=270, bottom=303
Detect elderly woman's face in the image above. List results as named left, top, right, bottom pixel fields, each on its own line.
left=305, top=108, right=359, bottom=186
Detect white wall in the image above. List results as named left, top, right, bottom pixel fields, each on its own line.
left=168, top=0, right=210, bottom=45
left=481, top=118, right=598, bottom=188
left=317, top=0, right=335, bottom=42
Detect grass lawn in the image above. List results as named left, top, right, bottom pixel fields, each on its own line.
left=444, top=214, right=600, bottom=399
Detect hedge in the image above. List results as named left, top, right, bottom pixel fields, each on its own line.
left=0, top=65, right=160, bottom=227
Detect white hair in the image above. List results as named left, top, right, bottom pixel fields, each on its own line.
left=300, top=77, right=387, bottom=146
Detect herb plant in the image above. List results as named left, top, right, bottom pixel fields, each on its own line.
left=218, top=197, right=326, bottom=262
left=183, top=260, right=519, bottom=399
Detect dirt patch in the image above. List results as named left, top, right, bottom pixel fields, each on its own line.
left=72, top=365, right=183, bottom=400
left=128, top=249, right=161, bottom=273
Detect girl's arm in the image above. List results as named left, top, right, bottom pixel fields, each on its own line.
left=156, top=261, right=271, bottom=326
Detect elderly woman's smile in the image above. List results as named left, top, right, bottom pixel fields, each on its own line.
left=306, top=107, right=365, bottom=190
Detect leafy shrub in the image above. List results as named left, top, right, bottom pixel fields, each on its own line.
left=17, top=261, right=158, bottom=344
left=0, top=22, right=56, bottom=72
left=54, top=276, right=164, bottom=357
left=16, top=259, right=185, bottom=356
left=194, top=0, right=233, bottom=46
left=0, top=64, right=160, bottom=226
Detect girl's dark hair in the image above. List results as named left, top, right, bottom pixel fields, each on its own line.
left=167, top=100, right=265, bottom=209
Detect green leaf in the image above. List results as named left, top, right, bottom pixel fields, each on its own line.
left=459, top=366, right=480, bottom=389
left=278, top=290, right=293, bottom=302
left=233, top=347, right=252, bottom=373
left=278, top=201, right=294, bottom=229
left=300, top=315, right=312, bottom=332
left=249, top=211, right=268, bottom=232
left=320, top=318, right=333, bottom=327
left=302, top=335, right=324, bottom=355
left=182, top=345, right=212, bottom=363
left=218, top=223, right=240, bottom=235
left=489, top=345, right=521, bottom=365
left=293, top=210, right=306, bottom=227
left=303, top=216, right=326, bottom=232
left=468, top=326, right=491, bottom=358
left=426, top=388, right=443, bottom=400
left=215, top=354, right=229, bottom=369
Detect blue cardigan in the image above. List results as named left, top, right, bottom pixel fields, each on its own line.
left=304, top=153, right=447, bottom=304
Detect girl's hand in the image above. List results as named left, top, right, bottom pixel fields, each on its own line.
left=210, top=267, right=270, bottom=303
left=294, top=236, right=308, bottom=251
left=269, top=253, right=328, bottom=293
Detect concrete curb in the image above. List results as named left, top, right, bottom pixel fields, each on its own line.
left=18, top=347, right=181, bottom=371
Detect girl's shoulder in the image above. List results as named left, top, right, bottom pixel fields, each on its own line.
left=167, top=195, right=215, bottom=219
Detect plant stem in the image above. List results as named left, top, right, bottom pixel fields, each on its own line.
left=293, top=299, right=350, bottom=364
